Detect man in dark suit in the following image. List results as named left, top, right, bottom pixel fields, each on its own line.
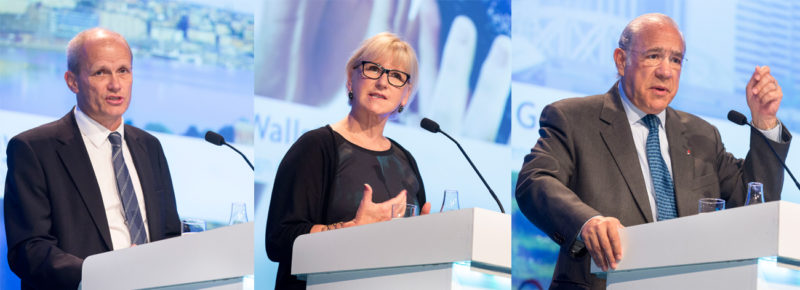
left=4, top=28, right=181, bottom=289
left=515, top=13, right=791, bottom=289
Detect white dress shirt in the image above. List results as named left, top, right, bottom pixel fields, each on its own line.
left=74, top=107, right=150, bottom=249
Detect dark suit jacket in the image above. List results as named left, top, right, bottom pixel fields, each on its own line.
left=515, top=84, right=791, bottom=290
left=4, top=110, right=181, bottom=290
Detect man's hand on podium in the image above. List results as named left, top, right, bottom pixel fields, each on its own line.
left=581, top=216, right=624, bottom=271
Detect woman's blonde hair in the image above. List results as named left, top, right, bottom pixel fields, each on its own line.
left=346, top=32, right=419, bottom=96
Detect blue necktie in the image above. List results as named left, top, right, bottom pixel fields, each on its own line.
left=642, top=115, right=678, bottom=220
left=109, top=132, right=147, bottom=245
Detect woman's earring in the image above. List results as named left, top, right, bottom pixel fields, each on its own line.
left=348, top=91, right=354, bottom=100
left=397, top=104, right=404, bottom=113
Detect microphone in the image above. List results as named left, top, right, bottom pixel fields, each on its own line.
left=204, top=131, right=254, bottom=171
left=420, top=118, right=440, bottom=133
left=420, top=118, right=505, bottom=213
left=205, top=131, right=225, bottom=146
left=727, top=110, right=748, bottom=126
left=727, top=110, right=800, bottom=191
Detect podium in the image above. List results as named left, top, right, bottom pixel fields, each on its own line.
left=592, top=201, right=800, bottom=289
left=292, top=208, right=511, bottom=289
left=82, top=222, right=254, bottom=290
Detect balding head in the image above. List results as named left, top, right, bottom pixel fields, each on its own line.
left=613, top=13, right=685, bottom=114
left=66, top=28, right=132, bottom=75
left=64, top=28, right=134, bottom=130
left=618, top=13, right=685, bottom=55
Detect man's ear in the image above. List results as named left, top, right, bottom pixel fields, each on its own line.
left=613, top=48, right=626, bottom=77
left=64, top=71, right=79, bottom=94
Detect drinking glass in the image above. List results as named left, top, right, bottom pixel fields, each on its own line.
left=698, top=198, right=725, bottom=213
left=181, top=218, right=206, bottom=235
left=440, top=189, right=460, bottom=212
left=745, top=182, right=764, bottom=205
left=392, top=203, right=418, bottom=219
left=228, top=202, right=249, bottom=225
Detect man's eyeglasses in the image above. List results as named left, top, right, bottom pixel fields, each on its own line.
left=630, top=49, right=685, bottom=69
left=356, top=61, right=410, bottom=88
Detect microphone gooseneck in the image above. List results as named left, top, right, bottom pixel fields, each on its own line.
left=727, top=110, right=800, bottom=191
left=419, top=118, right=506, bottom=213
left=204, top=130, right=254, bottom=171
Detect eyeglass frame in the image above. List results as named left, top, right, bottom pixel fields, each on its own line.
left=625, top=48, right=686, bottom=69
left=354, top=61, right=411, bottom=88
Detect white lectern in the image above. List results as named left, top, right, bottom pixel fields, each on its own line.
left=82, top=222, right=254, bottom=290
left=292, top=208, right=511, bottom=290
left=592, top=201, right=800, bottom=290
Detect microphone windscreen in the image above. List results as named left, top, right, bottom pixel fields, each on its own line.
left=420, top=118, right=440, bottom=133
left=204, top=131, right=226, bottom=146
left=727, top=110, right=748, bottom=126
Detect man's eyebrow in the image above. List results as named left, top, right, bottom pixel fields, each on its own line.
left=643, top=47, right=663, bottom=53
left=90, top=65, right=110, bottom=73
left=644, top=47, right=684, bottom=57
left=644, top=47, right=683, bottom=55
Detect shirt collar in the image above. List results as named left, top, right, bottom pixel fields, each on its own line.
left=618, top=81, right=666, bottom=128
left=74, top=106, right=125, bottom=149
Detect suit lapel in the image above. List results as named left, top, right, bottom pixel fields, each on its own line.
left=598, top=85, right=654, bottom=223
left=665, top=108, right=694, bottom=217
left=124, top=127, right=158, bottom=233
left=55, top=110, right=113, bottom=250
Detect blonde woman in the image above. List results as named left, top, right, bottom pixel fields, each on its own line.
left=266, top=32, right=431, bottom=289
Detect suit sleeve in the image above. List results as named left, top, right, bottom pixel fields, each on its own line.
left=4, top=137, right=83, bottom=289
left=265, top=131, right=333, bottom=263
left=716, top=125, right=791, bottom=207
left=150, top=137, right=181, bottom=240
left=515, top=104, right=601, bottom=250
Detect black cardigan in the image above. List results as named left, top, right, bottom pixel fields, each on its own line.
left=265, top=125, right=426, bottom=289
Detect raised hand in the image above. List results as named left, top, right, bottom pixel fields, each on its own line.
left=352, top=184, right=406, bottom=226
left=746, top=65, right=783, bottom=130
left=310, top=184, right=409, bottom=233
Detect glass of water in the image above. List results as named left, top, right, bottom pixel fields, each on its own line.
left=181, top=218, right=206, bottom=235
left=440, top=189, right=460, bottom=212
left=745, top=182, right=764, bottom=205
left=228, top=202, right=249, bottom=225
left=698, top=198, right=725, bottom=213
left=392, top=203, right=418, bottom=219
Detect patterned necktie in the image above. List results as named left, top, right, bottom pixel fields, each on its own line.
left=108, top=132, right=147, bottom=245
left=642, top=114, right=678, bottom=220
